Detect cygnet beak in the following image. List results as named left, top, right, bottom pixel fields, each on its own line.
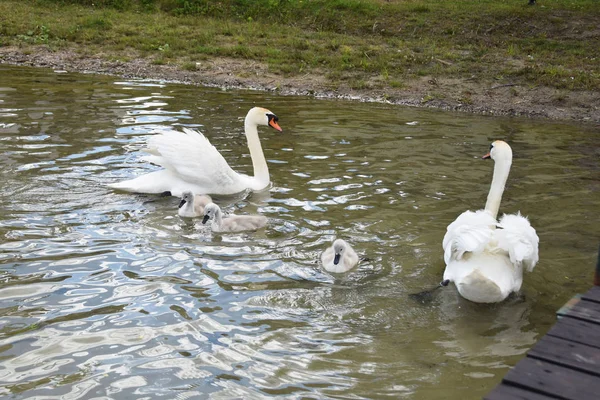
left=333, top=253, right=341, bottom=265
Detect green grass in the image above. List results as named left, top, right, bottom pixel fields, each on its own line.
left=1, top=0, right=599, bottom=90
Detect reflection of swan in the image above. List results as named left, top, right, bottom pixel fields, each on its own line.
left=202, top=203, right=267, bottom=233
left=321, top=239, right=359, bottom=273
left=108, top=107, right=282, bottom=196
left=442, top=141, right=539, bottom=303
left=178, top=191, right=212, bottom=218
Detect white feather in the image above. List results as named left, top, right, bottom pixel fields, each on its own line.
left=443, top=210, right=496, bottom=264
left=497, top=213, right=539, bottom=272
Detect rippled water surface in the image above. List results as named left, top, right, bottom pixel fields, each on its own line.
left=0, top=65, right=599, bottom=399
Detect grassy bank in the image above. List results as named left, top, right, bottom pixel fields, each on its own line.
left=1, top=0, right=599, bottom=92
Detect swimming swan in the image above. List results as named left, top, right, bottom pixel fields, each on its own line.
left=442, top=141, right=539, bottom=303
left=178, top=191, right=212, bottom=218
left=202, top=202, right=268, bottom=233
left=108, top=107, right=282, bottom=196
left=321, top=239, right=359, bottom=273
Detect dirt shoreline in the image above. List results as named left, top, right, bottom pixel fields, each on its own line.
left=2, top=46, right=599, bottom=124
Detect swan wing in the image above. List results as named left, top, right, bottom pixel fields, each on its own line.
left=443, top=210, right=496, bottom=264
left=145, top=128, right=242, bottom=189
left=497, top=213, right=539, bottom=272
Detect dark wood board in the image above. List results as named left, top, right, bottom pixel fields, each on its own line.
left=484, top=383, right=558, bottom=400
left=546, top=314, right=600, bottom=349
left=557, top=298, right=600, bottom=325
left=581, top=286, right=600, bottom=304
left=527, top=335, right=600, bottom=376
left=502, top=357, right=600, bottom=400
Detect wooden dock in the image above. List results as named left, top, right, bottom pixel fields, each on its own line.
left=485, top=285, right=600, bottom=399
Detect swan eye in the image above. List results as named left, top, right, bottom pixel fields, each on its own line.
left=267, top=113, right=278, bottom=123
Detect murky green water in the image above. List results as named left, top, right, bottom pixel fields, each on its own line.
left=0, top=64, right=598, bottom=399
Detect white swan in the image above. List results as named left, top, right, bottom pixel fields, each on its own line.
left=108, top=107, right=282, bottom=196
left=321, top=239, right=359, bottom=273
left=442, top=140, right=539, bottom=303
left=178, top=191, right=212, bottom=218
left=202, top=203, right=268, bottom=233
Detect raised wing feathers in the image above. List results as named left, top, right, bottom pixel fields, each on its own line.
left=145, top=128, right=240, bottom=188
left=443, top=210, right=497, bottom=264
left=497, top=213, right=539, bottom=272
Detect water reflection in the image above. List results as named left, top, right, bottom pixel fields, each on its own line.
left=0, top=65, right=598, bottom=399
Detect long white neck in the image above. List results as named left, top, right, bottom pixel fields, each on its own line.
left=211, top=208, right=224, bottom=230
left=244, top=119, right=270, bottom=189
left=179, top=199, right=194, bottom=217
left=484, top=157, right=512, bottom=219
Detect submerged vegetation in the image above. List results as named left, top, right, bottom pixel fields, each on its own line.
left=1, top=0, right=599, bottom=91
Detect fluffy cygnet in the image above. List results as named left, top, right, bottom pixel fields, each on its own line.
left=321, top=239, right=359, bottom=273
left=178, top=191, right=212, bottom=218
left=202, top=202, right=267, bottom=233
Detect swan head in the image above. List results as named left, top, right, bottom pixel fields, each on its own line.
left=179, top=191, right=194, bottom=208
left=482, top=140, right=512, bottom=162
left=332, top=239, right=349, bottom=265
left=246, top=107, right=282, bottom=132
left=202, top=202, right=221, bottom=225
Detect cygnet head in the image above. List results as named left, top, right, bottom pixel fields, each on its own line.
left=482, top=140, right=512, bottom=162
left=332, top=239, right=349, bottom=265
left=202, top=202, right=221, bottom=225
left=179, top=191, right=194, bottom=208
left=246, top=107, right=282, bottom=132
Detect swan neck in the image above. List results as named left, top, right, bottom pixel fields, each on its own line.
left=244, top=119, right=269, bottom=188
left=213, top=209, right=223, bottom=228
left=485, top=157, right=511, bottom=219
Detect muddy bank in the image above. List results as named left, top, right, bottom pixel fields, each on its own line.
left=1, top=46, right=598, bottom=124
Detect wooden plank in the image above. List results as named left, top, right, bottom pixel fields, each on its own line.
left=502, top=357, right=600, bottom=400
left=582, top=286, right=600, bottom=304
left=546, top=316, right=600, bottom=350
left=556, top=294, right=581, bottom=317
left=527, top=335, right=600, bottom=376
left=557, top=298, right=600, bottom=325
left=484, top=383, right=557, bottom=400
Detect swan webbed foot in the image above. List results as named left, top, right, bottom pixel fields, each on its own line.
left=409, top=289, right=437, bottom=304
left=160, top=191, right=172, bottom=197
left=409, top=280, right=449, bottom=304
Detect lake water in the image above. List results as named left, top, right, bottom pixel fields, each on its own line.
left=0, top=64, right=598, bottom=399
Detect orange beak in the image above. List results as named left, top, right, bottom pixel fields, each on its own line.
left=269, top=119, right=283, bottom=132
left=482, top=152, right=491, bottom=159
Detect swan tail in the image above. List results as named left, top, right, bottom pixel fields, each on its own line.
left=107, top=170, right=177, bottom=194
left=457, top=269, right=507, bottom=303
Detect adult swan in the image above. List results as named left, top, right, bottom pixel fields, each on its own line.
left=442, top=141, right=539, bottom=303
left=108, top=107, right=282, bottom=196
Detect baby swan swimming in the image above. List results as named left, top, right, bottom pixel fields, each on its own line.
left=321, top=239, right=359, bottom=273
left=178, top=191, right=212, bottom=218
left=202, top=202, right=267, bottom=233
